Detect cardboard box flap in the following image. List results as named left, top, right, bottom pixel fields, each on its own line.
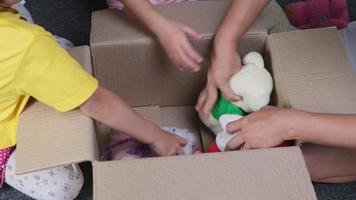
left=67, top=46, right=93, bottom=74
left=16, top=46, right=98, bottom=174
left=93, top=147, right=316, bottom=200
left=135, top=106, right=162, bottom=125
left=267, top=27, right=356, bottom=113
left=17, top=102, right=98, bottom=174
left=91, top=1, right=266, bottom=46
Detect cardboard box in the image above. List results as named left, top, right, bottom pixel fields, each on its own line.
left=21, top=1, right=356, bottom=199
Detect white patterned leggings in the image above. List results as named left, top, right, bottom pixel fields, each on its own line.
left=4, top=151, right=84, bottom=200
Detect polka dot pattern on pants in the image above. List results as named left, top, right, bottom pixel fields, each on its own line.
left=0, top=146, right=15, bottom=188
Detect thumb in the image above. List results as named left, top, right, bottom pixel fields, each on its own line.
left=226, top=120, right=242, bottom=134
left=176, top=135, right=188, bottom=146
left=182, top=25, right=203, bottom=40
left=220, top=84, right=241, bottom=102
left=226, top=133, right=245, bottom=151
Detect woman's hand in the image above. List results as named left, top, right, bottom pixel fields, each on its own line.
left=156, top=19, right=203, bottom=72
left=226, top=106, right=298, bottom=150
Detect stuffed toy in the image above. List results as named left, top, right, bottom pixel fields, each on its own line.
left=285, top=0, right=349, bottom=30
left=199, top=52, right=274, bottom=152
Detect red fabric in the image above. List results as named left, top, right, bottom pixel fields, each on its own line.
left=0, top=146, right=15, bottom=188
left=207, top=142, right=220, bottom=153
left=286, top=0, right=349, bottom=29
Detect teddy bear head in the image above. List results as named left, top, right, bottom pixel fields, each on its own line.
left=229, top=52, right=273, bottom=113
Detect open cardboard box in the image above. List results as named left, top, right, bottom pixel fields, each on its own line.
left=16, top=1, right=356, bottom=199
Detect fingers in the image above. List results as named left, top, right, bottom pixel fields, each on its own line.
left=202, top=83, right=217, bottom=118
left=177, top=47, right=200, bottom=71
left=182, top=43, right=203, bottom=70
left=218, top=82, right=241, bottom=102
left=195, top=89, right=207, bottom=111
left=169, top=45, right=201, bottom=72
left=181, top=24, right=203, bottom=40
left=173, top=24, right=203, bottom=71
left=226, top=133, right=245, bottom=151
left=226, top=120, right=242, bottom=134
left=176, top=135, right=188, bottom=146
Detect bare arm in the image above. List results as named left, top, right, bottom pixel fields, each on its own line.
left=80, top=86, right=187, bottom=155
left=226, top=106, right=356, bottom=150
left=196, top=0, right=270, bottom=118
left=292, top=111, right=356, bottom=148
left=120, top=0, right=166, bottom=35
left=120, top=0, right=203, bottom=71
left=214, top=0, right=270, bottom=50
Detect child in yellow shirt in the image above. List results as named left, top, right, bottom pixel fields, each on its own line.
left=0, top=1, right=186, bottom=199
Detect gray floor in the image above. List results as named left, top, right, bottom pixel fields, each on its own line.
left=1, top=0, right=356, bottom=199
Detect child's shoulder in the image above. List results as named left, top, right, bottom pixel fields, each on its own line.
left=0, top=10, right=53, bottom=60
left=0, top=10, right=49, bottom=40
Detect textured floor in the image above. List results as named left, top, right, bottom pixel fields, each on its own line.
left=1, top=0, right=356, bottom=199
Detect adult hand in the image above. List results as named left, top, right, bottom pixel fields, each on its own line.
left=226, top=106, right=296, bottom=150
left=156, top=19, right=203, bottom=72
left=195, top=45, right=241, bottom=118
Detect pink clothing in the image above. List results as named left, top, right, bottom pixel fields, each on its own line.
left=0, top=146, right=15, bottom=188
left=286, top=0, right=349, bottom=29
left=107, top=0, right=195, bottom=10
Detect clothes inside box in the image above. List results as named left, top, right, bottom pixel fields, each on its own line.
left=99, top=127, right=199, bottom=161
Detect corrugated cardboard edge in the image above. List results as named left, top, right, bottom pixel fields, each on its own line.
left=93, top=147, right=316, bottom=200
left=16, top=46, right=99, bottom=174
left=267, top=27, right=356, bottom=113
left=265, top=36, right=291, bottom=108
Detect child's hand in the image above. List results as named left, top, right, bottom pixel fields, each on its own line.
left=156, top=20, right=203, bottom=72
left=149, top=131, right=188, bottom=156
left=195, top=45, right=242, bottom=118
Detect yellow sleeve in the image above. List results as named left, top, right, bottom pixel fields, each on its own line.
left=14, top=33, right=98, bottom=112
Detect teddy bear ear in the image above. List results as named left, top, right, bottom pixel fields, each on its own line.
left=243, top=51, right=264, bottom=68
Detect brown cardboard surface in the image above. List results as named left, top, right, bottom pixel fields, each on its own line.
left=91, top=1, right=267, bottom=107
left=16, top=102, right=98, bottom=174
left=16, top=46, right=98, bottom=174
left=199, top=122, right=215, bottom=152
left=267, top=27, right=356, bottom=113
left=93, top=147, right=316, bottom=200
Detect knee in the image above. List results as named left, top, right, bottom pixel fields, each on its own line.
left=49, top=164, right=84, bottom=200
left=301, top=147, right=320, bottom=182
left=302, top=144, right=356, bottom=183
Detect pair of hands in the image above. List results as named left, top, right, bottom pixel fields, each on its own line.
left=157, top=18, right=241, bottom=115
left=149, top=106, right=294, bottom=156
left=153, top=20, right=293, bottom=155
left=152, top=19, right=241, bottom=156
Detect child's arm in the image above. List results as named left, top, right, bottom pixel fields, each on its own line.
left=119, top=0, right=203, bottom=72
left=196, top=0, right=270, bottom=118
left=79, top=86, right=187, bottom=156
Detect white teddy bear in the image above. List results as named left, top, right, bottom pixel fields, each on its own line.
left=199, top=52, right=273, bottom=151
